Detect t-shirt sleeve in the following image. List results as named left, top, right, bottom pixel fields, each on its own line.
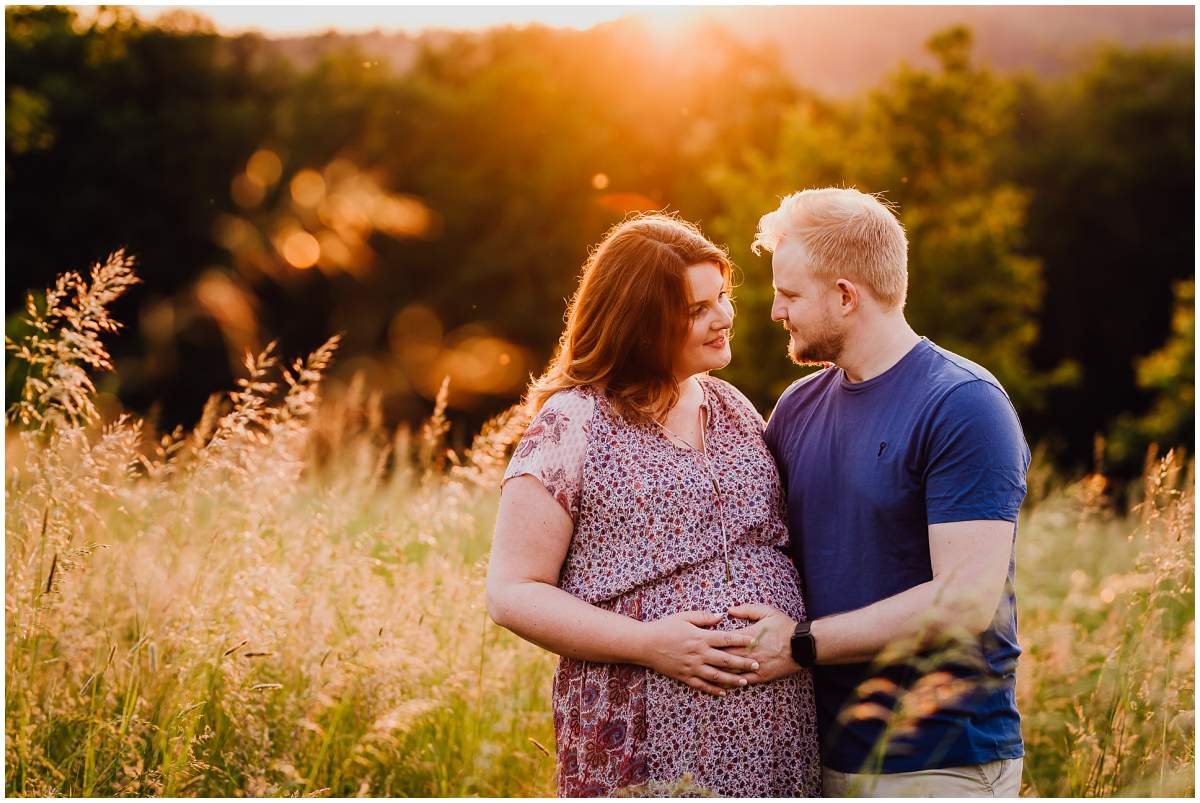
left=502, top=389, right=593, bottom=523
left=924, top=380, right=1031, bottom=525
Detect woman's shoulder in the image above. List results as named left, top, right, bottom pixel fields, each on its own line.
left=540, top=385, right=599, bottom=416
left=699, top=375, right=766, bottom=429
left=510, top=386, right=597, bottom=467
left=529, top=385, right=599, bottom=438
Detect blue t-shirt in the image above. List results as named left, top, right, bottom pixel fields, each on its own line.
left=763, top=338, right=1030, bottom=774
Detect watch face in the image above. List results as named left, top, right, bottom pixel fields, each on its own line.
left=790, top=627, right=815, bottom=667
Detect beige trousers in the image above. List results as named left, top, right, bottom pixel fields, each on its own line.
left=822, top=758, right=1023, bottom=798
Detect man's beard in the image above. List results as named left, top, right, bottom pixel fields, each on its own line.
left=787, top=320, right=845, bottom=366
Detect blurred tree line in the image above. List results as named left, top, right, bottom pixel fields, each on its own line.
left=5, top=6, right=1193, bottom=476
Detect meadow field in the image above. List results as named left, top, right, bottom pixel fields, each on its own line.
left=5, top=258, right=1194, bottom=797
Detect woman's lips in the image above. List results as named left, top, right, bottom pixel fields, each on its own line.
left=705, top=335, right=727, bottom=348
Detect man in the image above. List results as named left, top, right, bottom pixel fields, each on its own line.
left=727, top=188, right=1029, bottom=796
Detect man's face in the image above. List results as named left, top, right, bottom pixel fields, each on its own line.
left=769, top=238, right=845, bottom=366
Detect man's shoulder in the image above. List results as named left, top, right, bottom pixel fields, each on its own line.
left=774, top=366, right=837, bottom=410
left=765, top=367, right=837, bottom=441
left=917, top=343, right=1029, bottom=451
left=921, top=342, right=1010, bottom=400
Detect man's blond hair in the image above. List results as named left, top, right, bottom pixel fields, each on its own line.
left=752, top=188, right=908, bottom=309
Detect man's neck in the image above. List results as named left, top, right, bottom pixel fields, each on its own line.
left=837, top=315, right=921, bottom=384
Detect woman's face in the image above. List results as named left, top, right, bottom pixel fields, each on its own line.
left=674, top=261, right=734, bottom=381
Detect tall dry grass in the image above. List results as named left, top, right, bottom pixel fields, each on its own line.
left=1016, top=449, right=1195, bottom=796
left=6, top=254, right=553, bottom=796
left=5, top=255, right=1194, bottom=796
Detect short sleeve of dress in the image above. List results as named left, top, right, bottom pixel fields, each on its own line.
left=502, top=388, right=595, bottom=523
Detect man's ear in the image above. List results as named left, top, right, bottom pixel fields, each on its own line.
left=835, top=279, right=859, bottom=316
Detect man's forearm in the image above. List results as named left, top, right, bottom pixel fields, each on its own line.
left=812, top=574, right=998, bottom=665
left=728, top=526, right=1012, bottom=681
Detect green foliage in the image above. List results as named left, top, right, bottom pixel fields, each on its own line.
left=4, top=9, right=1193, bottom=474
left=863, top=28, right=1065, bottom=411
left=710, top=27, right=1074, bottom=412
left=6, top=86, right=54, bottom=154
left=1107, top=279, right=1195, bottom=471
left=1005, top=43, right=1194, bottom=466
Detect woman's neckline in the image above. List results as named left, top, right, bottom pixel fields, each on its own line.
left=653, top=375, right=713, bottom=453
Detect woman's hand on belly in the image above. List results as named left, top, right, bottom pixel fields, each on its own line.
left=638, top=610, right=761, bottom=696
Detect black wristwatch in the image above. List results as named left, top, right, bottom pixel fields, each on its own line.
left=790, top=620, right=817, bottom=667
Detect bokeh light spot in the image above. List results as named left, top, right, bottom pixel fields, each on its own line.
left=316, top=230, right=353, bottom=268
left=247, top=148, right=283, bottom=186
left=391, top=304, right=443, bottom=368
left=373, top=195, right=433, bottom=238
left=194, top=269, right=259, bottom=363
left=596, top=191, right=659, bottom=213
left=231, top=173, right=265, bottom=208
left=281, top=229, right=321, bottom=269
left=330, top=192, right=373, bottom=234
left=214, top=214, right=257, bottom=251
left=290, top=169, right=326, bottom=207
left=592, top=172, right=609, bottom=190
left=324, top=158, right=358, bottom=185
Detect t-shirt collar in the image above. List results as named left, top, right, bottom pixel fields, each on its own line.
left=838, top=337, right=930, bottom=393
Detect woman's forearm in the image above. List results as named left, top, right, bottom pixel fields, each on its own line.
left=487, top=579, right=649, bottom=665
left=486, top=478, right=758, bottom=694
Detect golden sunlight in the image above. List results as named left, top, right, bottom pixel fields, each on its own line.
left=133, top=6, right=701, bottom=36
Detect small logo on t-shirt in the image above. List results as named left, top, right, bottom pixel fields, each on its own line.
left=877, top=441, right=888, bottom=458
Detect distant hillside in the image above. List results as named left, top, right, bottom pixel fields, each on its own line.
left=258, top=5, right=1193, bottom=96
left=714, top=5, right=1194, bottom=95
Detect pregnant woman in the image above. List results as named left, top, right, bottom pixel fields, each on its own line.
left=486, top=214, right=820, bottom=796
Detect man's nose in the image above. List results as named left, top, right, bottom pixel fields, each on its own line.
left=771, top=296, right=786, bottom=322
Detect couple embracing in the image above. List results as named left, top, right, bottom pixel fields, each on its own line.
left=487, top=188, right=1028, bottom=797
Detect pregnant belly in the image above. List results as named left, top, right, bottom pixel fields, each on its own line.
left=636, top=543, right=807, bottom=629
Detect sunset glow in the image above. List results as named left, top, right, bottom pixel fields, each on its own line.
left=131, top=5, right=703, bottom=36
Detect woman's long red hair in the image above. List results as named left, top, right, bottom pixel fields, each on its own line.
left=525, top=213, right=732, bottom=425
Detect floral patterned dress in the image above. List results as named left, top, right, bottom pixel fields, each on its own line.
left=502, top=377, right=821, bottom=797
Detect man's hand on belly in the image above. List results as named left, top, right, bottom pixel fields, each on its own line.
left=724, top=604, right=802, bottom=683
